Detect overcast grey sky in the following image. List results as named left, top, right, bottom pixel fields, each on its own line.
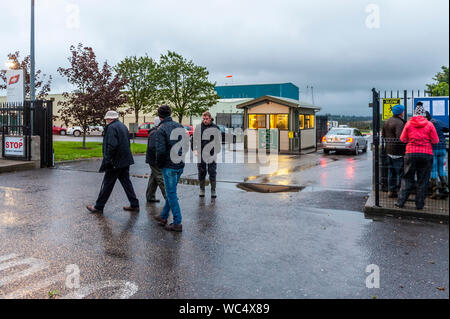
left=0, top=0, right=448, bottom=115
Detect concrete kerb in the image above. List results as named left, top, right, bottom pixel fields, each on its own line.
left=0, top=160, right=36, bottom=174
left=364, top=191, right=449, bottom=223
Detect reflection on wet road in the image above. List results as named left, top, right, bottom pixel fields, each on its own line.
left=0, top=148, right=448, bottom=299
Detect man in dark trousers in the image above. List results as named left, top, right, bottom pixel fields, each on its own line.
left=381, top=104, right=406, bottom=198
left=193, top=112, right=221, bottom=198
left=426, top=111, right=449, bottom=199
left=145, top=117, right=166, bottom=203
left=87, top=110, right=139, bottom=213
left=153, top=105, right=189, bottom=232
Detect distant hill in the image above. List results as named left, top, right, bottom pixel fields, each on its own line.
left=322, top=114, right=372, bottom=122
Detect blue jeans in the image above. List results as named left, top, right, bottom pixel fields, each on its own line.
left=161, top=168, right=184, bottom=225
left=431, top=149, right=447, bottom=179
left=387, top=156, right=404, bottom=192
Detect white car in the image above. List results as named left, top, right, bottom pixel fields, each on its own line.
left=67, top=126, right=104, bottom=137
left=322, top=128, right=369, bottom=155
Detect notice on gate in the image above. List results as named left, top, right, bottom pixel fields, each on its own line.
left=382, top=98, right=401, bottom=121
left=4, top=136, right=25, bottom=157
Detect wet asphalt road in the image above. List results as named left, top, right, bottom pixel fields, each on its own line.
left=0, top=148, right=448, bottom=299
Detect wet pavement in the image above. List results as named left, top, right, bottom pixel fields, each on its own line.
left=0, top=149, right=448, bottom=299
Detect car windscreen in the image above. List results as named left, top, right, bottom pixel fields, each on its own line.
left=328, top=129, right=352, bottom=136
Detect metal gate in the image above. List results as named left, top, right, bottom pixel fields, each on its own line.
left=1, top=100, right=53, bottom=167
left=1, top=101, right=32, bottom=161
left=34, top=100, right=54, bottom=168
left=372, top=88, right=449, bottom=213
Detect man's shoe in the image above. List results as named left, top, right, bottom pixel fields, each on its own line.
left=153, top=216, right=168, bottom=226
left=123, top=206, right=140, bottom=212
left=86, top=205, right=103, bottom=214
left=165, top=223, right=182, bottom=232
left=394, top=202, right=404, bottom=209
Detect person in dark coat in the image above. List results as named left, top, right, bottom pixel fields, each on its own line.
left=381, top=104, right=406, bottom=198
left=426, top=111, right=449, bottom=199
left=87, top=111, right=139, bottom=213
left=145, top=117, right=166, bottom=203
left=152, top=105, right=189, bottom=232
left=193, top=112, right=222, bottom=198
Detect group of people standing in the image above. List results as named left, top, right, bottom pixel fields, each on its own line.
left=87, top=106, right=222, bottom=233
left=382, top=102, right=449, bottom=210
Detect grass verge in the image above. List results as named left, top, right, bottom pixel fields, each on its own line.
left=53, top=141, right=147, bottom=162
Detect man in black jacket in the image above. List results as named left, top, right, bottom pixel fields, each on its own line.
left=152, top=105, right=189, bottom=232
left=193, top=112, right=222, bottom=198
left=87, top=111, right=139, bottom=213
left=145, top=117, right=166, bottom=203
left=381, top=104, right=406, bottom=198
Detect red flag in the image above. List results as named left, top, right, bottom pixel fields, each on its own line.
left=226, top=75, right=232, bottom=78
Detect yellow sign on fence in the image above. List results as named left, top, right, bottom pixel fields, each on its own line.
left=382, top=98, right=401, bottom=121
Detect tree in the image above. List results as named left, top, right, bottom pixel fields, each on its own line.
left=0, top=51, right=52, bottom=99
left=57, top=43, right=129, bottom=148
left=157, top=51, right=219, bottom=123
left=426, top=66, right=449, bottom=96
left=115, top=55, right=160, bottom=124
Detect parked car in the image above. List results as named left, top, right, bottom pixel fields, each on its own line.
left=135, top=123, right=155, bottom=138
left=52, top=125, right=67, bottom=135
left=184, top=125, right=194, bottom=137
left=322, top=128, right=368, bottom=155
left=67, top=126, right=104, bottom=137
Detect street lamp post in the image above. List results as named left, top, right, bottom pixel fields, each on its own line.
left=30, top=0, right=35, bottom=135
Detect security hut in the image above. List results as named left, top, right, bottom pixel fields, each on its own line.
left=237, top=95, right=321, bottom=153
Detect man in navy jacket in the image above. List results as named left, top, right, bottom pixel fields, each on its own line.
left=87, top=111, right=139, bottom=213
left=153, top=105, right=189, bottom=232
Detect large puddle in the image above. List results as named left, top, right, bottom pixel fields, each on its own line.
left=236, top=183, right=304, bottom=193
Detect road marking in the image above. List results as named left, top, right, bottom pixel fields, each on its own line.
left=0, top=258, right=49, bottom=287
left=0, top=254, right=18, bottom=263
left=4, top=272, right=66, bottom=299
left=0, top=186, right=22, bottom=192
left=0, top=253, right=139, bottom=299
left=62, top=280, right=138, bottom=299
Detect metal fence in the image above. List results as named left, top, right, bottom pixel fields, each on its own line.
left=379, top=139, right=448, bottom=212
left=372, top=88, right=449, bottom=214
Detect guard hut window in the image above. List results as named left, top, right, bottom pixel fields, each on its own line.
left=270, top=114, right=288, bottom=130
left=299, top=114, right=315, bottom=129
left=248, top=114, right=266, bottom=129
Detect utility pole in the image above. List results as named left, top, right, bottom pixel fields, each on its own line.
left=30, top=0, right=35, bottom=135
left=311, top=86, right=315, bottom=105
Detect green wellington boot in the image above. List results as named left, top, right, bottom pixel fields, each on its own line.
left=199, top=180, right=206, bottom=198
left=211, top=180, right=217, bottom=198
left=430, top=179, right=439, bottom=199
left=439, top=176, right=449, bottom=199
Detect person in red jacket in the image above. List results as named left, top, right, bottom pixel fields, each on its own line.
left=395, top=102, right=439, bottom=210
